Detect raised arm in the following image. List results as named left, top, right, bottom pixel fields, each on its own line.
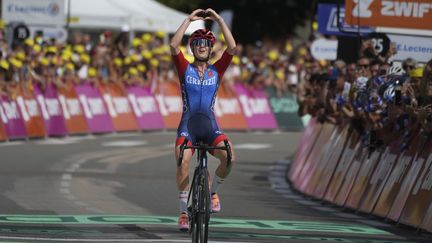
left=170, top=9, right=204, bottom=55
left=205, top=8, right=236, bottom=55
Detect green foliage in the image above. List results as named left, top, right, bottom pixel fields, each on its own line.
left=155, top=0, right=201, bottom=13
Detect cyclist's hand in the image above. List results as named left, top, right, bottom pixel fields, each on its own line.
left=189, top=9, right=205, bottom=21
left=204, top=8, right=221, bottom=22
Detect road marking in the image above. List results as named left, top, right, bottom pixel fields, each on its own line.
left=101, top=141, right=148, bottom=147
left=36, top=139, right=78, bottom=145
left=0, top=215, right=392, bottom=235
left=0, top=236, right=249, bottom=243
left=235, top=143, right=272, bottom=150
left=0, top=141, right=25, bottom=146
left=211, top=232, right=410, bottom=243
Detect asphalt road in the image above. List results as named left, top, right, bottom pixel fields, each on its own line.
left=0, top=131, right=431, bottom=243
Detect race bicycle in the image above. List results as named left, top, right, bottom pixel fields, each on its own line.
left=178, top=138, right=232, bottom=243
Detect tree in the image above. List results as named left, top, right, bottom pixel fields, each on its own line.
left=157, top=0, right=315, bottom=44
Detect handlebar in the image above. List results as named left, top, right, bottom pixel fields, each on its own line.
left=177, top=138, right=232, bottom=167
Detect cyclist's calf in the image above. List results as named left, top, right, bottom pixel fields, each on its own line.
left=175, top=146, right=192, bottom=191
left=213, top=140, right=235, bottom=178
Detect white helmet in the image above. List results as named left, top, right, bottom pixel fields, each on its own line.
left=387, top=64, right=405, bottom=75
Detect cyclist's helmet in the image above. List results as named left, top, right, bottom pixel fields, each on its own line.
left=387, top=64, right=405, bottom=75
left=189, top=29, right=215, bottom=49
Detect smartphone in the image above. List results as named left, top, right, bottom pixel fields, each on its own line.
left=394, top=79, right=402, bottom=106
left=342, top=82, right=351, bottom=100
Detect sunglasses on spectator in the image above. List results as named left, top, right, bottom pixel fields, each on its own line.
left=379, top=69, right=387, bottom=75
left=192, top=39, right=212, bottom=48
left=358, top=64, right=369, bottom=69
left=404, top=65, right=415, bottom=70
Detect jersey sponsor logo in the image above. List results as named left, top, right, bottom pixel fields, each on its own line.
left=186, top=75, right=217, bottom=86
left=180, top=132, right=189, bottom=137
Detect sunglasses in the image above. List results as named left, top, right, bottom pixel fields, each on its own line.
left=358, top=64, right=369, bottom=69
left=405, top=65, right=415, bottom=70
left=192, top=39, right=212, bottom=48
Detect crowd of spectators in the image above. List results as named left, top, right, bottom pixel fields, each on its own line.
left=297, top=34, right=432, bottom=154
left=1, top=28, right=431, bottom=150
left=0, top=28, right=321, bottom=98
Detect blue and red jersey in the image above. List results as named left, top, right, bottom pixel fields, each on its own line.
left=172, top=50, right=232, bottom=146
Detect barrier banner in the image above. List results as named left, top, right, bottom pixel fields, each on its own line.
left=421, top=193, right=432, bottom=232
left=74, top=83, right=114, bottom=133
left=345, top=0, right=432, bottom=30
left=292, top=122, right=323, bottom=188
left=398, top=137, right=432, bottom=227
left=0, top=95, right=27, bottom=139
left=33, top=82, right=68, bottom=136
left=214, top=83, right=248, bottom=130
left=99, top=83, right=139, bottom=132
left=304, top=125, right=343, bottom=195
left=388, top=134, right=431, bottom=222
left=297, top=123, right=335, bottom=192
left=154, top=81, right=182, bottom=129
left=0, top=119, right=6, bottom=141
left=289, top=118, right=319, bottom=182
left=266, top=88, right=304, bottom=130
left=344, top=146, right=382, bottom=210
left=373, top=130, right=420, bottom=218
left=57, top=83, right=89, bottom=134
left=16, top=85, right=46, bottom=137
left=330, top=132, right=363, bottom=205
left=290, top=123, right=322, bottom=187
left=312, top=125, right=351, bottom=198
left=234, top=83, right=278, bottom=129
left=358, top=143, right=401, bottom=214
left=126, top=86, right=164, bottom=130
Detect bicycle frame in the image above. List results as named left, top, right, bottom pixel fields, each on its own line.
left=177, top=138, right=231, bottom=243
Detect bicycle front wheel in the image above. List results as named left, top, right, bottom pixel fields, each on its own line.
left=192, top=170, right=210, bottom=243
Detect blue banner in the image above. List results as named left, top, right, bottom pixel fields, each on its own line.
left=317, top=3, right=373, bottom=36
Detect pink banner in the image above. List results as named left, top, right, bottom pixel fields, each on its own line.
left=33, top=82, right=68, bottom=136
left=234, top=83, right=278, bottom=129
left=74, top=83, right=114, bottom=133
left=0, top=95, right=27, bottom=139
left=126, top=86, right=164, bottom=130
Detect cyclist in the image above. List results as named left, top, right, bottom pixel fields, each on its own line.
left=170, top=8, right=236, bottom=231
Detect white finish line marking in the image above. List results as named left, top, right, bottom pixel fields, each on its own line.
left=101, top=141, right=148, bottom=147
left=235, top=143, right=271, bottom=150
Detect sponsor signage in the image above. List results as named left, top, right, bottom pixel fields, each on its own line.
left=2, top=0, right=66, bottom=26
left=388, top=34, right=432, bottom=62
left=345, top=0, right=432, bottom=30
left=317, top=3, right=374, bottom=36
left=310, top=38, right=338, bottom=60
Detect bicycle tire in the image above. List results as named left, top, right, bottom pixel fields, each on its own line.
left=197, top=170, right=210, bottom=243
left=190, top=170, right=200, bottom=243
